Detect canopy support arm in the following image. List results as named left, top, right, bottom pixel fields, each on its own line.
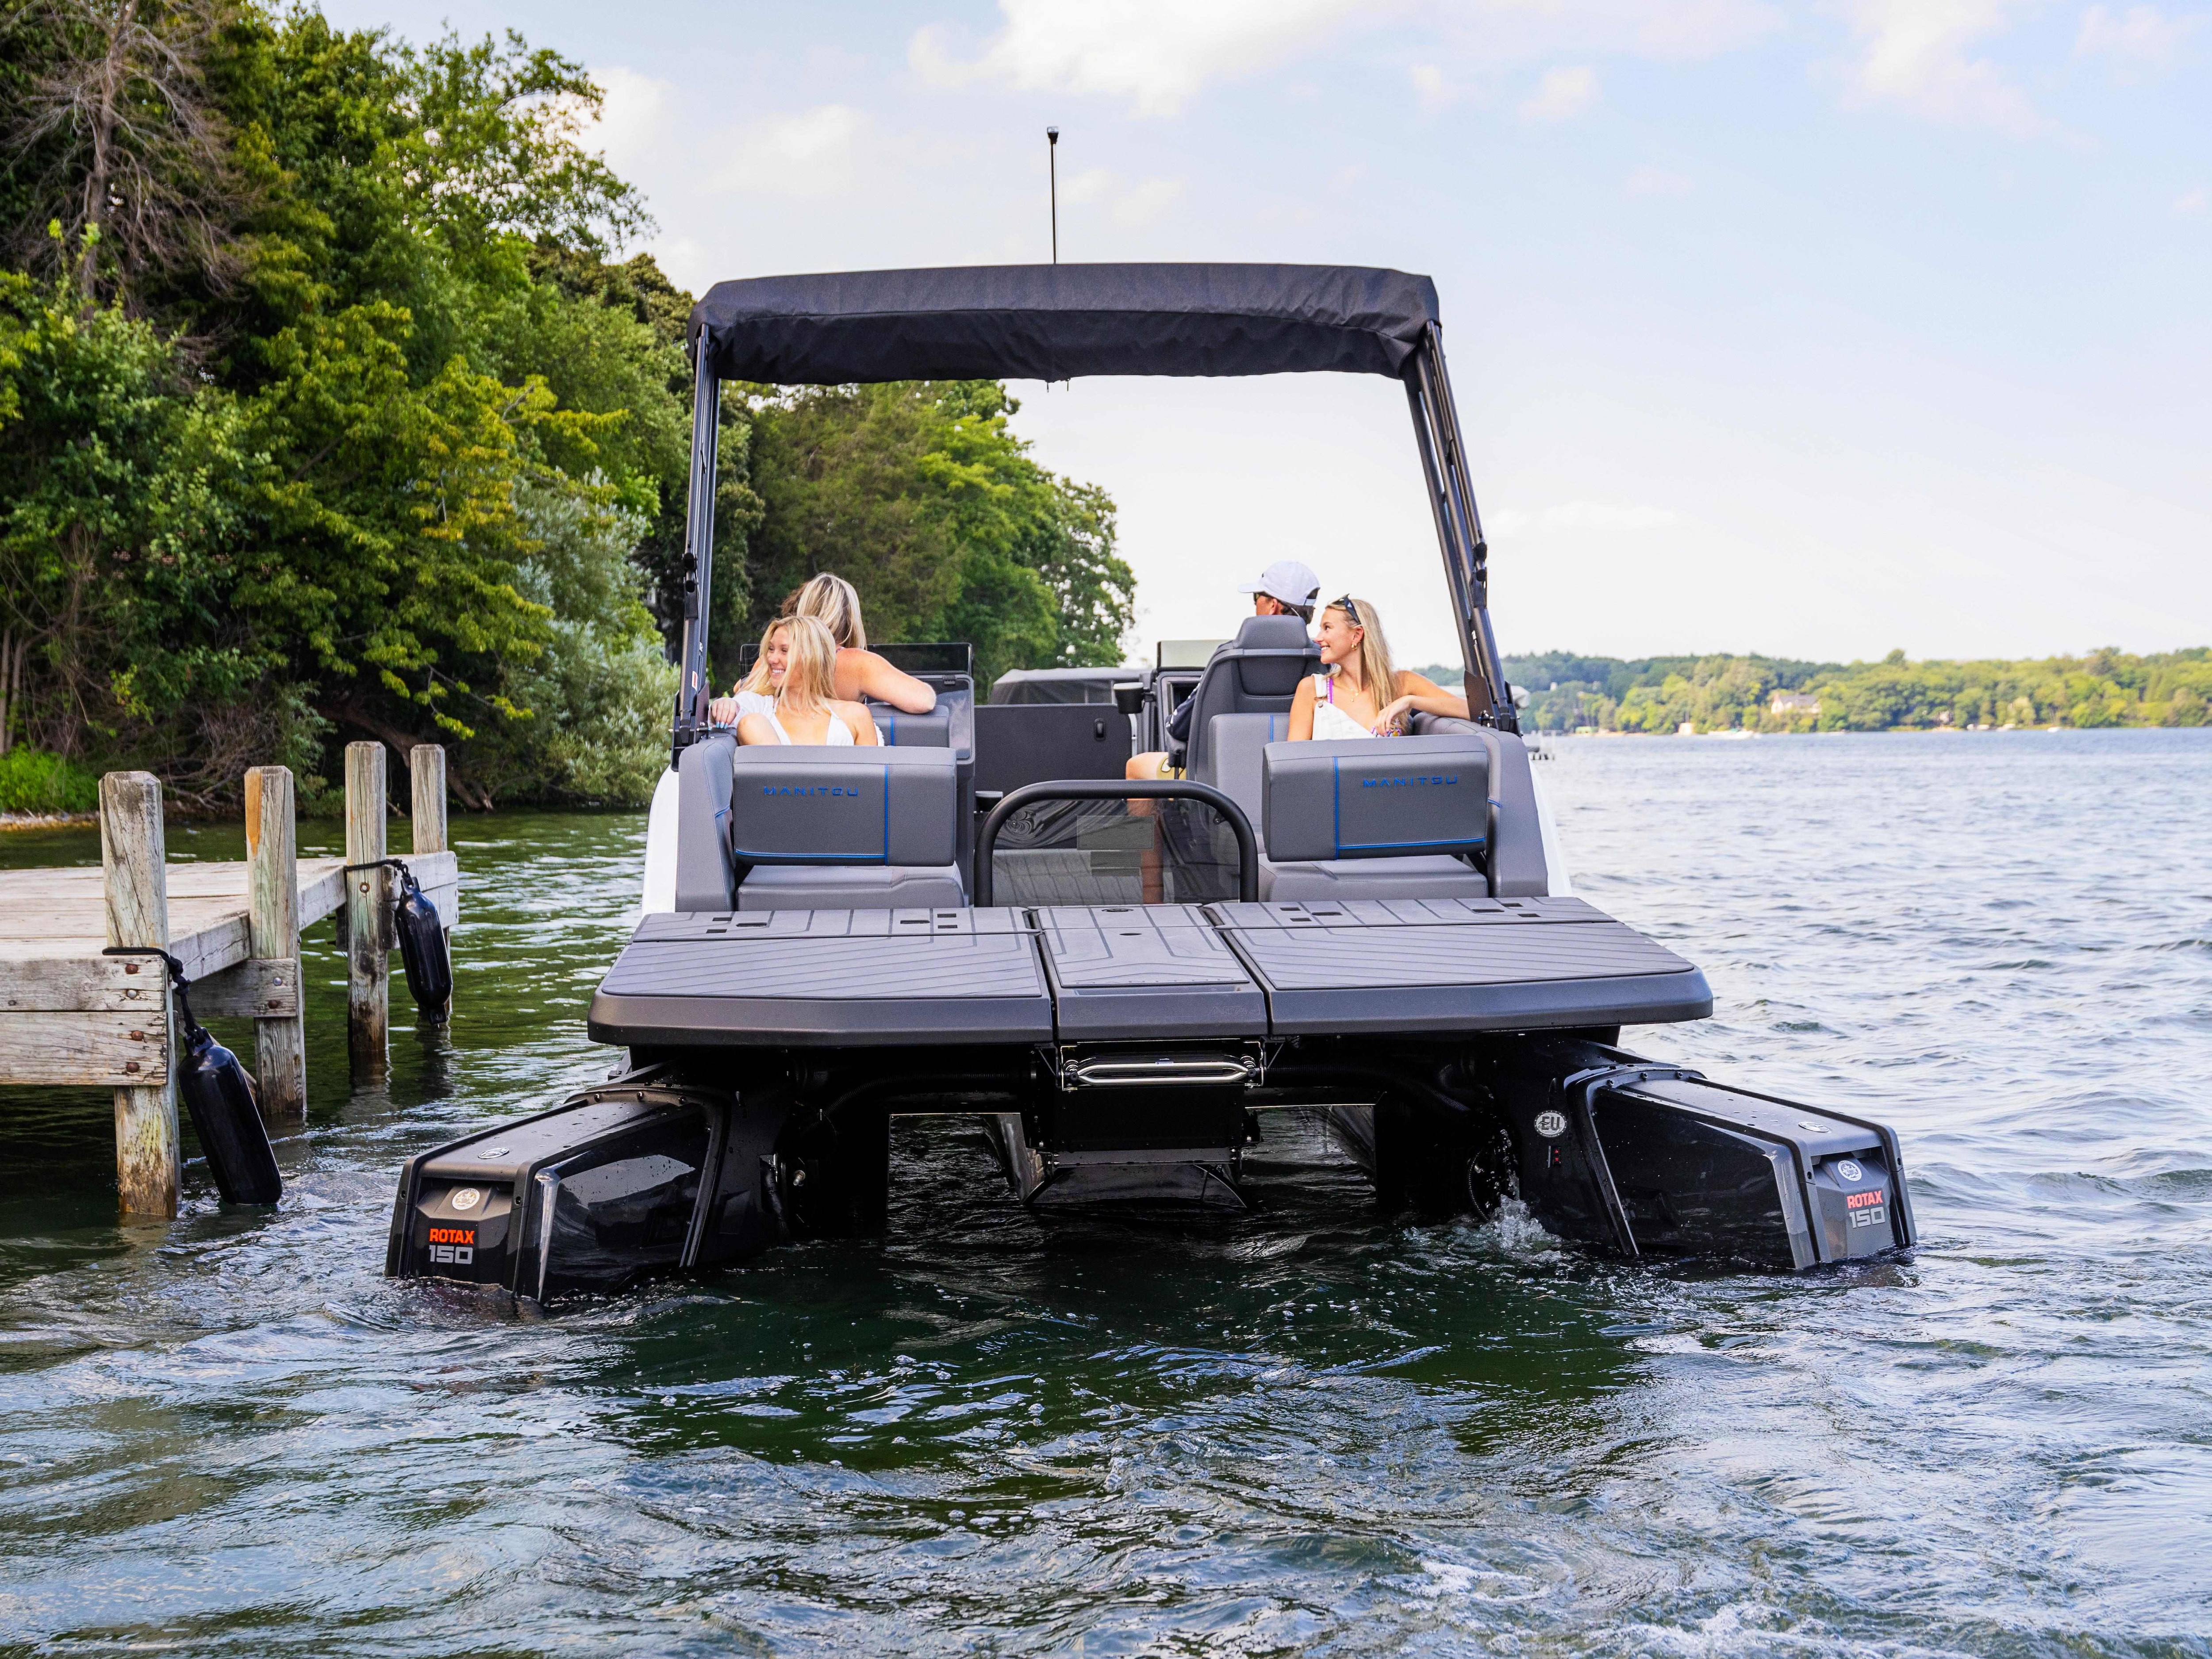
left=1406, top=325, right=1517, bottom=733
left=672, top=333, right=722, bottom=761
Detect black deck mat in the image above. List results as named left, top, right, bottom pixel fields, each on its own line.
left=1033, top=904, right=1267, bottom=1041
left=590, top=909, right=1052, bottom=1046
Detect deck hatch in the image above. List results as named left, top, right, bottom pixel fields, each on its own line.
left=1033, top=903, right=1268, bottom=1041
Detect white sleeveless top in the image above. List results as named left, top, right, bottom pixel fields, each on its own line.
left=759, top=702, right=855, bottom=745
left=1311, top=674, right=1380, bottom=741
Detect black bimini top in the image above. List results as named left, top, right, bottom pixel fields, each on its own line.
left=687, top=263, right=1440, bottom=386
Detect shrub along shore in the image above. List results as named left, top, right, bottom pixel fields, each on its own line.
left=1485, top=648, right=2212, bottom=735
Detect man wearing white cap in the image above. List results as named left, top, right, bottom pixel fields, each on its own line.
left=1125, top=558, right=1321, bottom=782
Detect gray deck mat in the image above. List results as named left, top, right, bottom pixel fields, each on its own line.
left=592, top=899, right=1708, bottom=1046
left=591, top=909, right=1053, bottom=1045
left=1034, top=904, right=1268, bottom=1040
left=1206, top=898, right=1709, bottom=1034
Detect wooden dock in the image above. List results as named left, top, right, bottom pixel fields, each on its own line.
left=0, top=742, right=458, bottom=1217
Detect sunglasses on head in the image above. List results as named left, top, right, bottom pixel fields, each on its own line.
left=1330, top=596, right=1361, bottom=626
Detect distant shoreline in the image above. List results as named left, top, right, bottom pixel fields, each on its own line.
left=1409, top=647, right=2212, bottom=735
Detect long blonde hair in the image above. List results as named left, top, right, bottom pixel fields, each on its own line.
left=1325, top=595, right=1398, bottom=713
left=787, top=572, right=868, bottom=650
left=743, top=615, right=841, bottom=712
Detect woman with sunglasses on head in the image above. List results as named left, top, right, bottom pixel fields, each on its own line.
left=1287, top=595, right=1467, bottom=741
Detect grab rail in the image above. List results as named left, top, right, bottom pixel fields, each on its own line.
left=974, top=780, right=1259, bottom=907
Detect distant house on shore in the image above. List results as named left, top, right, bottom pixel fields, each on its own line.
left=1770, top=690, right=1820, bottom=716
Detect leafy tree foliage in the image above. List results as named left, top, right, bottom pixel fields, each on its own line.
left=738, top=380, right=1133, bottom=690
left=0, top=4, right=1132, bottom=807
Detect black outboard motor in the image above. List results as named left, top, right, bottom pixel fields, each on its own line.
left=1482, top=1037, right=1914, bottom=1270
left=387, top=1071, right=789, bottom=1302
left=347, top=857, right=453, bottom=1020
left=103, top=947, right=282, bottom=1206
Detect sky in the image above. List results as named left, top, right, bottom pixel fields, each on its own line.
left=326, top=0, right=2211, bottom=667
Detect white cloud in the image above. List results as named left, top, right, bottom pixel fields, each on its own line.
left=1521, top=65, right=1600, bottom=120
left=910, top=0, right=1778, bottom=118
left=1626, top=163, right=1694, bottom=195
left=2175, top=186, right=2209, bottom=215
left=583, top=65, right=678, bottom=175
left=2076, top=5, right=2203, bottom=69
left=1832, top=0, right=2047, bottom=136
left=911, top=0, right=1375, bottom=117
left=715, top=105, right=876, bottom=197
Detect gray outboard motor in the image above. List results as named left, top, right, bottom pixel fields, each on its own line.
left=103, top=947, right=282, bottom=1206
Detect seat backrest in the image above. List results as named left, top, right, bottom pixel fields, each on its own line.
left=1181, top=614, right=1320, bottom=779
left=869, top=707, right=952, bottom=747
left=726, top=745, right=957, bottom=867
left=1192, top=710, right=1289, bottom=827
left=1261, top=734, right=1493, bottom=863
left=1411, top=714, right=1548, bottom=896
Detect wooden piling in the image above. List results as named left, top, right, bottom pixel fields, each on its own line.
left=246, top=765, right=307, bottom=1118
left=344, top=741, right=388, bottom=1076
left=99, top=772, right=178, bottom=1219
left=410, top=745, right=447, bottom=856
left=409, top=744, right=452, bottom=1024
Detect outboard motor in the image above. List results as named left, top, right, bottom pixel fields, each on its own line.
left=1483, top=1037, right=1914, bottom=1270
left=347, top=857, right=452, bottom=1019
left=103, top=947, right=282, bottom=1206
left=387, top=1071, right=789, bottom=1302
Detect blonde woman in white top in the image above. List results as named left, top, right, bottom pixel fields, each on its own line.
left=735, top=615, right=880, bottom=747
left=1286, top=595, right=1467, bottom=740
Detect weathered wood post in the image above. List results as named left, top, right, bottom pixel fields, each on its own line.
left=409, top=743, right=453, bottom=1024
left=344, top=741, right=388, bottom=1076
left=100, top=771, right=178, bottom=1219
left=410, top=744, right=447, bottom=857
left=246, top=765, right=307, bottom=1118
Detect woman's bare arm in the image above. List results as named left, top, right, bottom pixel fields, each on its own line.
left=1286, top=677, right=1318, bottom=741
left=836, top=648, right=937, bottom=714
left=736, top=713, right=779, bottom=746
left=1373, top=672, right=1470, bottom=733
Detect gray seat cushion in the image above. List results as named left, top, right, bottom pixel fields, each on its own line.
left=737, top=864, right=967, bottom=911
left=1260, top=855, right=1489, bottom=901
left=727, top=745, right=957, bottom=867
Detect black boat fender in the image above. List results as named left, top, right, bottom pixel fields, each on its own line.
left=102, top=947, right=282, bottom=1206
left=345, top=857, right=452, bottom=1020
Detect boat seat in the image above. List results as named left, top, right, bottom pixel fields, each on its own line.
left=868, top=707, right=952, bottom=746
left=1258, top=733, right=1493, bottom=901
left=726, top=745, right=965, bottom=911
left=1176, top=615, right=1320, bottom=779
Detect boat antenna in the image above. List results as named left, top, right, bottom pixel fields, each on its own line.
left=1047, top=126, right=1059, bottom=263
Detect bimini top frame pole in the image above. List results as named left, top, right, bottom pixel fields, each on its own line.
left=1406, top=324, right=1517, bottom=733
left=672, top=332, right=721, bottom=760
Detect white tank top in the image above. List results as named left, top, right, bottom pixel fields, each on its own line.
left=760, top=702, right=855, bottom=745
left=1311, top=674, right=1379, bottom=741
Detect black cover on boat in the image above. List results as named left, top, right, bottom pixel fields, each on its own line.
left=688, top=264, right=1440, bottom=385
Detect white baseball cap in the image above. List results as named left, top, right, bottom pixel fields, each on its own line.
left=1239, top=559, right=1321, bottom=609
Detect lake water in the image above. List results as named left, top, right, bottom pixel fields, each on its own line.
left=2, top=730, right=2208, bottom=1656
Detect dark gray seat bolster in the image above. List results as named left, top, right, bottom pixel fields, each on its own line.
left=727, top=745, right=958, bottom=868
left=674, top=732, right=738, bottom=912
left=1189, top=710, right=1288, bottom=830
left=737, top=864, right=966, bottom=911
left=1412, top=714, right=1547, bottom=896
left=1260, top=856, right=1489, bottom=901
left=868, top=708, right=952, bottom=746
left=1178, top=615, right=1319, bottom=779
